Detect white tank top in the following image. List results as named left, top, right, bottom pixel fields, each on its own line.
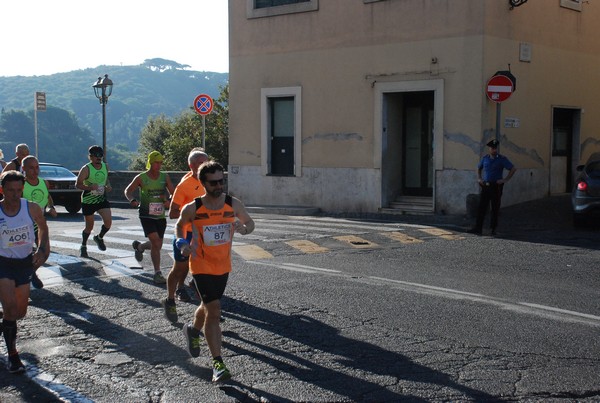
left=0, top=198, right=35, bottom=259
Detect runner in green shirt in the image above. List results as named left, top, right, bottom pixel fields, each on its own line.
left=22, top=155, right=56, bottom=289
left=76, top=145, right=113, bottom=258
left=124, top=151, right=175, bottom=284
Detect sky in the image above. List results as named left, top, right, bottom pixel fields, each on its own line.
left=0, top=0, right=229, bottom=77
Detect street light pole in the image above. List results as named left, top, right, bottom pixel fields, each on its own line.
left=92, top=74, right=113, bottom=162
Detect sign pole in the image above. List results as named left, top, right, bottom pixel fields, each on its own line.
left=193, top=93, right=213, bottom=152
left=496, top=103, right=501, bottom=153
left=33, top=91, right=46, bottom=158
left=34, top=109, right=39, bottom=158
left=486, top=72, right=516, bottom=154
left=202, top=115, right=206, bottom=150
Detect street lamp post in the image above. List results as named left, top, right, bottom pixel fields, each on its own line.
left=92, top=74, right=113, bottom=162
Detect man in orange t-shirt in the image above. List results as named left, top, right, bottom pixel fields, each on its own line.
left=161, top=149, right=208, bottom=320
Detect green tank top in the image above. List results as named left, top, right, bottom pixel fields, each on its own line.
left=82, top=162, right=109, bottom=204
left=139, top=171, right=167, bottom=219
left=23, top=179, right=49, bottom=209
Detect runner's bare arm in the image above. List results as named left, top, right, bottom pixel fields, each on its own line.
left=29, top=202, right=50, bottom=267
left=76, top=165, right=94, bottom=191
left=175, top=202, right=195, bottom=257
left=124, top=174, right=142, bottom=207
left=233, top=197, right=255, bottom=235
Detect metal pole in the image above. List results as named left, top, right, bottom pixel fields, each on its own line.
left=102, top=91, right=107, bottom=163
left=34, top=109, right=39, bottom=158
left=495, top=102, right=501, bottom=152
left=202, top=115, right=206, bottom=150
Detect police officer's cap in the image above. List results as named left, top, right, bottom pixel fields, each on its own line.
left=486, top=139, right=499, bottom=148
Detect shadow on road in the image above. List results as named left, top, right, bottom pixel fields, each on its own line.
left=220, top=297, right=501, bottom=402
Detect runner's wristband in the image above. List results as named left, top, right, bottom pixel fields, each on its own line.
left=175, top=238, right=189, bottom=250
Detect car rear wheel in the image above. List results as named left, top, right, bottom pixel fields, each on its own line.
left=65, top=201, right=81, bottom=214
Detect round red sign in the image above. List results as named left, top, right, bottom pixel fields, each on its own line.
left=486, top=75, right=513, bottom=103
left=194, top=94, right=213, bottom=115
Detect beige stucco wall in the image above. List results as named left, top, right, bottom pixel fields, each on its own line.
left=228, top=0, right=600, bottom=214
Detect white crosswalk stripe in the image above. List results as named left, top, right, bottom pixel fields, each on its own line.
left=36, top=265, right=65, bottom=287
left=38, top=219, right=463, bottom=288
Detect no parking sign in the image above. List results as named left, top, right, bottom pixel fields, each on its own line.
left=194, top=94, right=213, bottom=115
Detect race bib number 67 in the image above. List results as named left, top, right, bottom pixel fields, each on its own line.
left=203, top=223, right=232, bottom=246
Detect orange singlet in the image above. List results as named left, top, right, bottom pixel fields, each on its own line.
left=172, top=172, right=205, bottom=234
left=189, top=195, right=235, bottom=275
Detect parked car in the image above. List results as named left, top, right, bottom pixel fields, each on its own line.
left=39, top=163, right=82, bottom=214
left=571, top=152, right=600, bottom=227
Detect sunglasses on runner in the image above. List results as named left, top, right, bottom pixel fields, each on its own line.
left=206, top=179, right=224, bottom=186
left=90, top=152, right=103, bottom=158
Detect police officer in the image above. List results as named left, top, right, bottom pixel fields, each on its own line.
left=468, top=139, right=516, bottom=235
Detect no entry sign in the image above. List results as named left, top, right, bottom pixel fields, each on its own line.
left=194, top=94, right=213, bottom=115
left=486, top=75, right=514, bottom=103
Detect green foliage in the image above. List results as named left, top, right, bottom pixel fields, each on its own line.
left=133, top=85, right=229, bottom=171
left=0, top=107, right=96, bottom=169
left=0, top=61, right=228, bottom=169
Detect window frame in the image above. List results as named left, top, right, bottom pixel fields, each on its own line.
left=560, top=0, right=582, bottom=12
left=247, top=0, right=318, bottom=19
left=261, top=87, right=302, bottom=177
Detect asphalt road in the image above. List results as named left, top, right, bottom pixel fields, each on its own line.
left=0, top=195, right=598, bottom=402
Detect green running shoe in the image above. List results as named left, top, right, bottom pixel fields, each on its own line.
left=161, top=298, right=178, bottom=323
left=183, top=323, right=201, bottom=358
left=212, top=359, right=231, bottom=383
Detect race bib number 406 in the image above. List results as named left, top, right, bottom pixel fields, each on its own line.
left=1, top=224, right=33, bottom=249
left=203, top=223, right=232, bottom=246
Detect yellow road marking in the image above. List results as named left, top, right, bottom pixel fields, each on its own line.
left=233, top=245, right=273, bottom=260
left=419, top=228, right=464, bottom=240
left=381, top=231, right=424, bottom=244
left=333, top=235, right=378, bottom=248
left=285, top=240, right=329, bottom=254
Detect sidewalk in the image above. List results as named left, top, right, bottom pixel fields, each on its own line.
left=248, top=194, right=576, bottom=233
left=113, top=194, right=576, bottom=232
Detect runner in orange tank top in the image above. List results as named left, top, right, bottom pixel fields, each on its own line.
left=175, top=161, right=254, bottom=383
left=160, top=149, right=208, bottom=321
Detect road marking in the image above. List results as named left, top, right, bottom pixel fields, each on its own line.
left=285, top=239, right=329, bottom=254
left=249, top=261, right=600, bottom=327
left=233, top=244, right=273, bottom=260
left=334, top=235, right=379, bottom=248
left=381, top=231, right=423, bottom=244
left=418, top=228, right=464, bottom=240
left=47, top=252, right=81, bottom=265
left=250, top=261, right=340, bottom=274
left=37, top=265, right=65, bottom=287
left=101, top=258, right=143, bottom=278
left=50, top=240, right=133, bottom=258
left=26, top=362, right=94, bottom=403
left=57, top=232, right=173, bottom=251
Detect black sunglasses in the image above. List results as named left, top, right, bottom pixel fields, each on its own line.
left=206, top=179, right=224, bottom=186
left=90, top=152, right=103, bottom=158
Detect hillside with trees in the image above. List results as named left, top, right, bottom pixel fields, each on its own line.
left=0, top=59, right=228, bottom=170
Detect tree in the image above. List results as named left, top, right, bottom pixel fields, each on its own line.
left=0, top=107, right=96, bottom=169
left=142, top=58, right=191, bottom=71
left=132, top=84, right=229, bottom=171
left=130, top=115, right=174, bottom=170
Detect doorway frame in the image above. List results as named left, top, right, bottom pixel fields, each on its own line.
left=373, top=79, right=444, bottom=209
left=549, top=105, right=581, bottom=194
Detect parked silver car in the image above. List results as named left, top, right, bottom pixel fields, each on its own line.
left=39, top=163, right=82, bottom=214
left=571, top=152, right=600, bottom=227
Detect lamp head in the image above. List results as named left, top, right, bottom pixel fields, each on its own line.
left=92, top=74, right=114, bottom=100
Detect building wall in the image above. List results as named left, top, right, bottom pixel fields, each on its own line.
left=228, top=0, right=600, bottom=214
